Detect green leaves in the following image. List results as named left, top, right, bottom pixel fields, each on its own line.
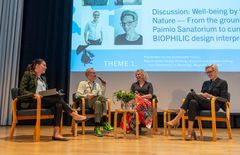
left=113, top=90, right=135, bottom=103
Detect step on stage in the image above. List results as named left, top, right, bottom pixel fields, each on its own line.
left=0, top=126, right=240, bottom=155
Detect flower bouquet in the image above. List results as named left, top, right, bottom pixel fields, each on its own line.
left=113, top=90, right=135, bottom=109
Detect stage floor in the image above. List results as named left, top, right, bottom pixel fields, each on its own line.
left=0, top=126, right=240, bottom=155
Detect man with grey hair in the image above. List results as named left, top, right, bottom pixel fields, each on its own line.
left=76, top=68, right=113, bottom=137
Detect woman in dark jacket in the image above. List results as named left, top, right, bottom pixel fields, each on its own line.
left=167, top=64, right=228, bottom=140
left=19, top=59, right=86, bottom=141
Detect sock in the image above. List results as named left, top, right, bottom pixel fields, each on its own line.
left=95, top=122, right=100, bottom=127
left=101, top=116, right=108, bottom=124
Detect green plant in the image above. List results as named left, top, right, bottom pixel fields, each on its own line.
left=113, top=90, right=135, bottom=103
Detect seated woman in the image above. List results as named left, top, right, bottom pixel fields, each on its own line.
left=19, top=59, right=86, bottom=141
left=167, top=64, right=228, bottom=140
left=120, top=69, right=154, bottom=133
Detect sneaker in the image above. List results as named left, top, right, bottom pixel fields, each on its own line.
left=94, top=127, right=103, bottom=137
left=103, top=122, right=114, bottom=132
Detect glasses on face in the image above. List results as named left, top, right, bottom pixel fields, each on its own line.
left=89, top=71, right=96, bottom=74
left=93, top=14, right=100, bottom=17
left=120, top=20, right=136, bottom=27
left=206, top=70, right=214, bottom=74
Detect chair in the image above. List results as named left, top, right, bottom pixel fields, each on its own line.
left=181, top=94, right=232, bottom=141
left=71, top=93, right=111, bottom=136
left=151, top=98, right=158, bottom=133
left=9, top=88, right=63, bottom=142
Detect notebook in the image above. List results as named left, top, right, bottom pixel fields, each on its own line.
left=38, top=88, right=64, bottom=97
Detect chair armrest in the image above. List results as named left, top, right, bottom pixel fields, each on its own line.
left=226, top=101, right=230, bottom=119
left=16, top=93, right=35, bottom=102
left=210, top=97, right=217, bottom=119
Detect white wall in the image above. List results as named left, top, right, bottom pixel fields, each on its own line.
left=70, top=72, right=240, bottom=113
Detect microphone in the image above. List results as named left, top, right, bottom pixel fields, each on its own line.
left=190, top=89, right=196, bottom=93
left=97, top=76, right=106, bottom=84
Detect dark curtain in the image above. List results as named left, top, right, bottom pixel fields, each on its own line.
left=19, top=0, right=73, bottom=125
left=19, top=0, right=72, bottom=99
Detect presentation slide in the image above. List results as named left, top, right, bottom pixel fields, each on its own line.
left=71, top=0, right=240, bottom=72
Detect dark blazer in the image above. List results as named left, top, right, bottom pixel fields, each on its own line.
left=201, top=77, right=228, bottom=99
left=201, top=77, right=228, bottom=111
left=19, top=71, right=47, bottom=108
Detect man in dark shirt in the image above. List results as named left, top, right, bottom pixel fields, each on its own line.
left=167, top=64, right=228, bottom=140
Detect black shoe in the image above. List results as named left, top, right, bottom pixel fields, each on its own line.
left=52, top=136, right=69, bottom=141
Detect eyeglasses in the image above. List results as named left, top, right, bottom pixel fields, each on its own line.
left=93, top=14, right=100, bottom=17
left=206, top=70, right=214, bottom=74
left=120, top=20, right=136, bottom=26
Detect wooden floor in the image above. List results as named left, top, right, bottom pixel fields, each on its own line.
left=0, top=126, right=240, bottom=155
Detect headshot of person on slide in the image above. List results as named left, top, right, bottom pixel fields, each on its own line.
left=115, top=10, right=143, bottom=45
left=84, top=11, right=103, bottom=45
left=115, top=0, right=142, bottom=5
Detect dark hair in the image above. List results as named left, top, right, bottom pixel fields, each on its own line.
left=27, top=58, right=45, bottom=71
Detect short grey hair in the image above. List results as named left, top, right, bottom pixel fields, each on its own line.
left=121, top=10, right=138, bottom=21
left=135, top=69, right=148, bottom=81
left=85, top=67, right=95, bottom=77
left=205, top=64, right=218, bottom=72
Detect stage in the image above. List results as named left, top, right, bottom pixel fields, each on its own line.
left=0, top=126, right=240, bottom=155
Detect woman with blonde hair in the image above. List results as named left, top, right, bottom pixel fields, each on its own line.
left=120, top=69, right=155, bottom=133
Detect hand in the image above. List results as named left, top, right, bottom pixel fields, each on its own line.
left=34, top=94, right=42, bottom=98
left=200, top=93, right=213, bottom=99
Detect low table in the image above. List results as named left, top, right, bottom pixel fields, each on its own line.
left=114, top=109, right=139, bottom=139
left=163, top=109, right=179, bottom=136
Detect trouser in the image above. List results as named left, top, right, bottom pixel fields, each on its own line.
left=88, top=39, right=102, bottom=45
left=181, top=92, right=220, bottom=121
left=29, top=95, right=73, bottom=126
left=86, top=95, right=107, bottom=123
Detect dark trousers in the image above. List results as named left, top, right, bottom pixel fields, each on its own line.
left=181, top=92, right=220, bottom=121
left=88, top=39, right=102, bottom=45
left=30, top=95, right=73, bottom=126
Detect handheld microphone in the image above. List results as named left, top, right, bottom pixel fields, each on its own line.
left=190, top=89, right=196, bottom=94
left=97, top=76, right=106, bottom=84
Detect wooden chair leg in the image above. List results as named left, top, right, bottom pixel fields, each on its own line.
left=155, top=111, right=158, bottom=132
left=182, top=117, right=186, bottom=140
left=71, top=118, right=78, bottom=137
left=197, top=119, right=203, bottom=140
left=135, top=112, right=139, bottom=139
left=163, top=111, right=167, bottom=136
left=35, top=120, right=40, bottom=142
left=123, top=112, right=127, bottom=138
left=211, top=120, right=217, bottom=141
left=82, top=121, right=85, bottom=135
left=114, top=112, right=118, bottom=138
left=9, top=121, right=16, bottom=139
left=226, top=119, right=232, bottom=139
left=152, top=109, right=156, bottom=133
left=167, top=112, right=171, bottom=135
